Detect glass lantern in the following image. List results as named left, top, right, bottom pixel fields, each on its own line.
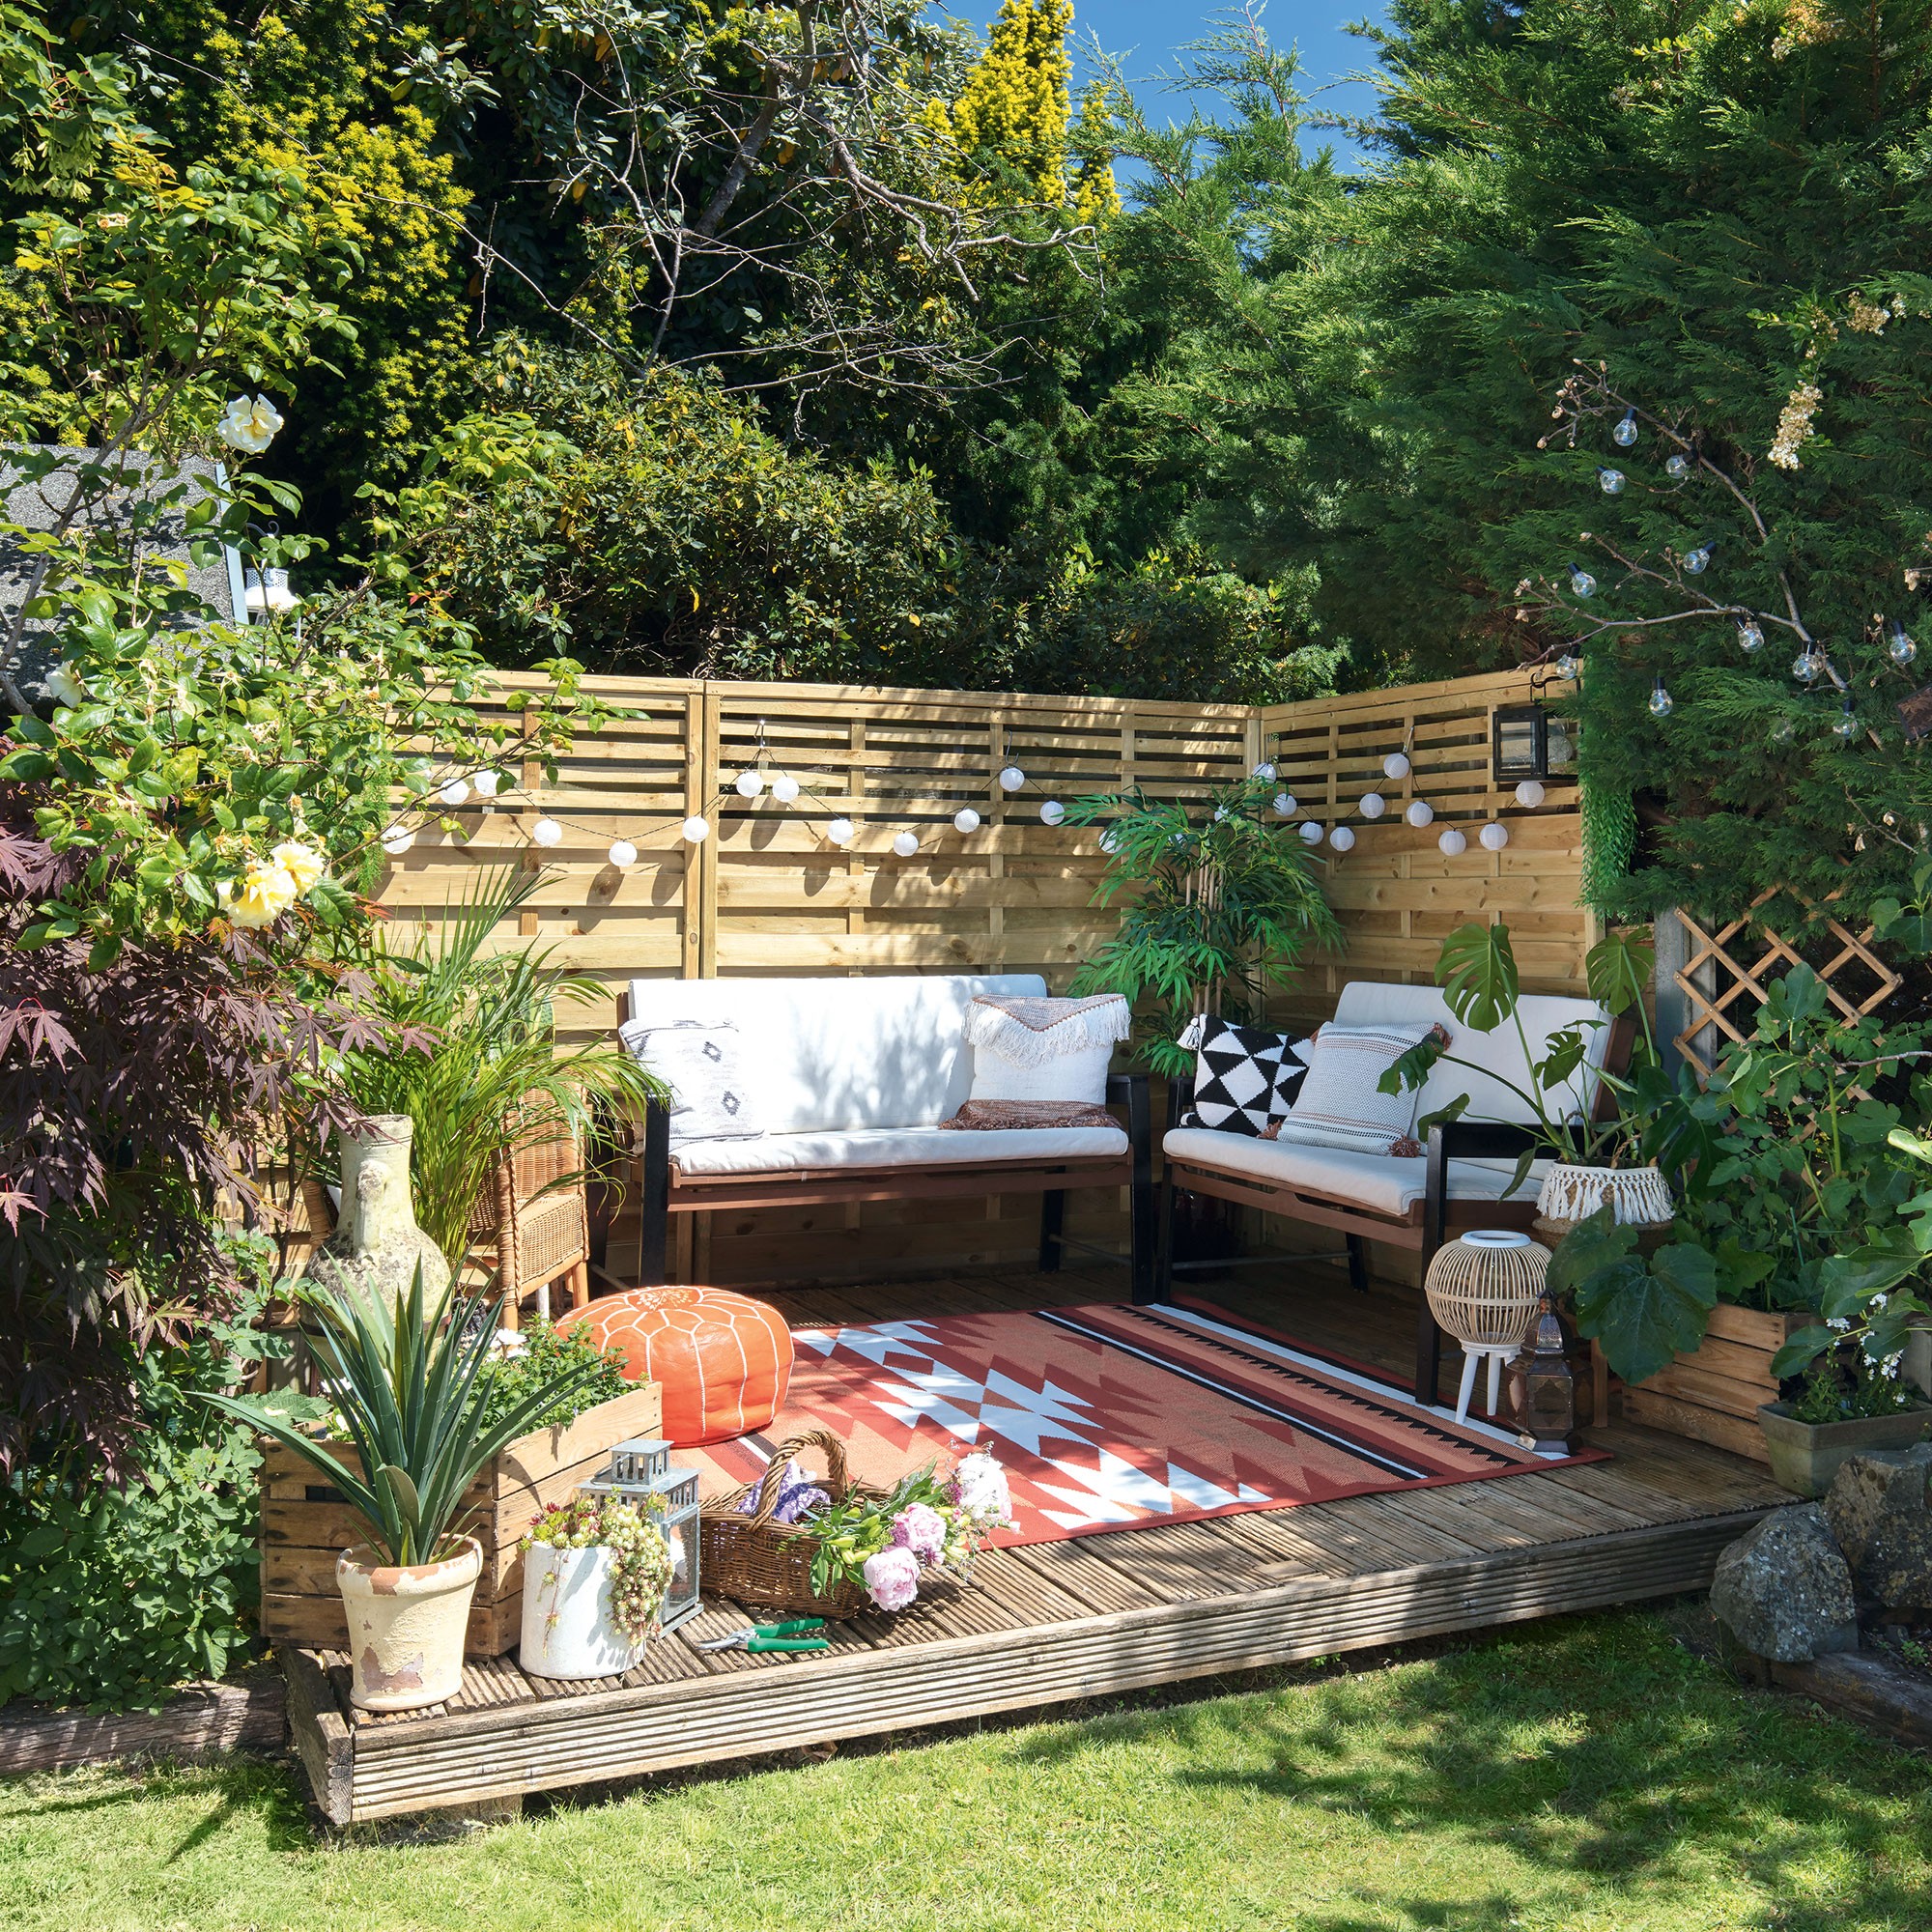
left=579, top=1437, right=703, bottom=1632
left=1505, top=1294, right=1577, bottom=1455
left=1492, top=704, right=1579, bottom=785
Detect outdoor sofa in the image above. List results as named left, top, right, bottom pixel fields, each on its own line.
left=617, top=973, right=1155, bottom=1297
left=1159, top=980, right=1625, bottom=1402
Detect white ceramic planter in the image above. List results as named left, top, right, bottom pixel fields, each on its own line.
left=519, top=1542, right=642, bottom=1680
left=1536, top=1162, right=1674, bottom=1229
left=336, top=1537, right=481, bottom=1712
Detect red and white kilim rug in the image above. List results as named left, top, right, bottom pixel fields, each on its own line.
left=680, top=1300, right=1604, bottom=1547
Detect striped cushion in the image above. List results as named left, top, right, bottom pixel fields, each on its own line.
left=1271, top=1021, right=1450, bottom=1158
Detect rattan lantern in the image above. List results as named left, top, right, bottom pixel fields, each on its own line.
left=1423, top=1230, right=1550, bottom=1422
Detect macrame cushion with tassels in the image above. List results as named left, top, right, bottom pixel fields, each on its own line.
left=1177, top=1013, right=1310, bottom=1137
left=964, top=993, right=1130, bottom=1105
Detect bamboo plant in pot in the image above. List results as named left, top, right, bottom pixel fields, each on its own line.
left=211, top=1267, right=607, bottom=1710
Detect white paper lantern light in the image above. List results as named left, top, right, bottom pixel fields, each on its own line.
left=999, top=765, right=1027, bottom=791
left=1098, top=827, right=1121, bottom=854
left=1514, top=780, right=1547, bottom=809
left=439, top=777, right=470, bottom=808
left=380, top=825, right=415, bottom=857
left=734, top=770, right=764, bottom=799
left=1039, top=800, right=1065, bottom=827
left=1299, top=821, right=1324, bottom=845
left=531, top=817, right=563, bottom=848
left=1359, top=791, right=1386, bottom=820
left=1329, top=824, right=1356, bottom=851
left=826, top=817, right=854, bottom=846
left=1273, top=792, right=1297, bottom=817
left=1252, top=760, right=1277, bottom=781
left=681, top=814, right=710, bottom=844
left=887, top=830, right=915, bottom=857
left=1438, top=827, right=1467, bottom=857
left=472, top=769, right=501, bottom=799
left=1406, top=800, right=1435, bottom=828
left=1383, top=752, right=1412, bottom=781
left=770, top=775, right=801, bottom=804
left=608, top=838, right=638, bottom=868
left=1479, top=821, right=1511, bottom=851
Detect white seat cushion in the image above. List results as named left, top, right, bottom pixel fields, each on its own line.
left=672, top=1123, right=1129, bottom=1179
left=1163, top=1126, right=1545, bottom=1219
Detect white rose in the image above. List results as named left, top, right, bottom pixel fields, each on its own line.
left=217, top=394, right=285, bottom=455
left=44, top=663, right=85, bottom=707
left=952, top=1450, right=1011, bottom=1527
left=270, top=839, right=327, bottom=895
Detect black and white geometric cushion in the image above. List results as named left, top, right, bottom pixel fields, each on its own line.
left=1177, top=1013, right=1309, bottom=1137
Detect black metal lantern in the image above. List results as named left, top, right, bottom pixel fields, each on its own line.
left=579, top=1436, right=703, bottom=1632
left=1492, top=704, right=1578, bottom=785
left=1506, top=1293, right=1577, bottom=1455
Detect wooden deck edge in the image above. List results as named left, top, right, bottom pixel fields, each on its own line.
left=278, top=1643, right=355, bottom=1829
left=322, top=1508, right=1768, bottom=1822
left=0, top=1669, right=284, bottom=1778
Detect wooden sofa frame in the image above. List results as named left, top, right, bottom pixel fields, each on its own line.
left=614, top=991, right=1156, bottom=1300
left=1159, top=1014, right=1634, bottom=1405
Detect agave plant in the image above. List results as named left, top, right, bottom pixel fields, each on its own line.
left=208, top=1268, right=607, bottom=1565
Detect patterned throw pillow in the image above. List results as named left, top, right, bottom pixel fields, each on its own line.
left=1177, top=1014, right=1310, bottom=1137
left=619, top=1018, right=763, bottom=1144
left=1270, top=1021, right=1451, bottom=1158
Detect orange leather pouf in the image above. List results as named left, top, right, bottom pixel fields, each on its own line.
left=558, top=1285, right=794, bottom=1446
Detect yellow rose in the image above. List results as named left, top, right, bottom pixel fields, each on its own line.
left=270, top=839, right=327, bottom=895
left=230, top=861, right=298, bottom=928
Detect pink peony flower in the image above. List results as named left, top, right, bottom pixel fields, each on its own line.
left=890, top=1501, right=948, bottom=1563
left=862, top=1545, right=922, bottom=1612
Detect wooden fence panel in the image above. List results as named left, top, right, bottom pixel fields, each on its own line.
left=376, top=668, right=1588, bottom=1285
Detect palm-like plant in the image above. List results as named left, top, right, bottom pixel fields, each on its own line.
left=209, top=1270, right=606, bottom=1565
left=1067, top=777, right=1343, bottom=1073
left=333, top=868, right=666, bottom=1264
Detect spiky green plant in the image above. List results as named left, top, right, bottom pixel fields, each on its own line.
left=206, top=1269, right=605, bottom=1565
left=1066, top=776, right=1342, bottom=1074
left=332, top=867, right=666, bottom=1265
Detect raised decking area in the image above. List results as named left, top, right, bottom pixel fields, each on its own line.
left=283, top=1266, right=1788, bottom=1826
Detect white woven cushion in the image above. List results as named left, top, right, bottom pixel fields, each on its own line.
left=965, top=994, right=1128, bottom=1106
left=620, top=1018, right=763, bottom=1145
left=1271, top=1020, right=1448, bottom=1157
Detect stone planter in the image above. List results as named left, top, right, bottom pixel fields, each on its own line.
left=336, top=1537, right=482, bottom=1712
left=259, top=1383, right=662, bottom=1655
left=518, top=1543, right=641, bottom=1681
left=1756, top=1403, right=1932, bottom=1500
left=304, top=1115, right=449, bottom=1324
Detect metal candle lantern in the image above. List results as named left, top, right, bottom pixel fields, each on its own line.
left=1507, top=1293, right=1578, bottom=1456
left=579, top=1436, right=703, bottom=1632
left=1491, top=703, right=1579, bottom=785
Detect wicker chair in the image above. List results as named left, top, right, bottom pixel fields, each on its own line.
left=468, top=1108, right=593, bottom=1329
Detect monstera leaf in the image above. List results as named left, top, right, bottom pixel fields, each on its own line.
left=1551, top=1207, right=1720, bottom=1385
left=1435, top=921, right=1519, bottom=1033
left=1584, top=928, right=1656, bottom=1017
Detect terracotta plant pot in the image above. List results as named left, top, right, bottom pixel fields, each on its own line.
left=1755, top=1402, right=1932, bottom=1500
left=336, top=1537, right=482, bottom=1711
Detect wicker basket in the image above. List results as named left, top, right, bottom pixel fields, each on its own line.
left=698, top=1430, right=883, bottom=1620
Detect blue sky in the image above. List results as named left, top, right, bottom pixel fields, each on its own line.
left=1065, top=1, right=1384, bottom=167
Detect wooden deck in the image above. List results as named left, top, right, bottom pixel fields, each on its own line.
left=282, top=1263, right=1790, bottom=1826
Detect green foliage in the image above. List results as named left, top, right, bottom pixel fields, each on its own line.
left=477, top=1320, right=630, bottom=1439
left=209, top=1269, right=603, bottom=1566
left=1548, top=1206, right=1721, bottom=1388
left=1065, top=776, right=1340, bottom=1073
left=0, top=1267, right=309, bottom=1711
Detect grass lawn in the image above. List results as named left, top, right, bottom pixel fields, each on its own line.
left=2, top=1608, right=1927, bottom=1932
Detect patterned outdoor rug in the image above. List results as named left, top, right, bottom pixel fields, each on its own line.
left=682, top=1300, right=1605, bottom=1547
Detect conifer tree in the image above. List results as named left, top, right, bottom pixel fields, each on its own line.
left=944, top=0, right=1074, bottom=203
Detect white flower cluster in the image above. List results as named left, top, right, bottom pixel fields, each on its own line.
left=1769, top=381, right=1824, bottom=470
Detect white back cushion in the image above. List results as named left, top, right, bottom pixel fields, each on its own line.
left=1331, top=980, right=1613, bottom=1128
left=623, top=974, right=1049, bottom=1132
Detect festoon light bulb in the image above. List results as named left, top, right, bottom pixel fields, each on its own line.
left=1793, top=647, right=1826, bottom=685
left=1298, top=822, right=1324, bottom=845
left=952, top=807, right=980, bottom=834
left=1329, top=825, right=1356, bottom=852
left=998, top=766, right=1026, bottom=791
left=681, top=815, right=710, bottom=843
left=1833, top=699, right=1860, bottom=742
left=893, top=830, right=921, bottom=857
left=769, top=774, right=801, bottom=804
left=1648, top=676, right=1675, bottom=719
left=1683, top=543, right=1713, bottom=575
left=1598, top=467, right=1626, bottom=495
left=1438, top=827, right=1468, bottom=857
left=1382, top=752, right=1411, bottom=781
left=608, top=839, right=638, bottom=868
left=1890, top=624, right=1918, bottom=669
left=1612, top=409, right=1638, bottom=448
left=532, top=817, right=563, bottom=847
left=1555, top=652, right=1581, bottom=681
left=1737, top=619, right=1764, bottom=656
left=734, top=770, right=764, bottom=799
left=1665, top=453, right=1691, bottom=480
left=1479, top=821, right=1511, bottom=852
left=1569, top=563, right=1597, bottom=599
left=1406, top=800, right=1435, bottom=829
left=1039, top=800, right=1066, bottom=827
left=1514, top=780, right=1547, bottom=809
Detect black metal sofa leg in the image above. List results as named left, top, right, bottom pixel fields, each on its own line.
left=1039, top=1189, right=1066, bottom=1273
left=1346, top=1234, right=1370, bottom=1295
left=639, top=1099, right=670, bottom=1288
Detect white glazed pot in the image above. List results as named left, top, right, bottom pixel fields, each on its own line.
left=1535, top=1162, right=1674, bottom=1230
left=519, top=1542, right=642, bottom=1681
left=336, top=1537, right=481, bottom=1712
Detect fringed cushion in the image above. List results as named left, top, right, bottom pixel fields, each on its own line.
left=965, top=994, right=1129, bottom=1106
left=1177, top=1013, right=1309, bottom=1138
left=941, top=1098, right=1121, bottom=1131
left=1269, top=1022, right=1450, bottom=1157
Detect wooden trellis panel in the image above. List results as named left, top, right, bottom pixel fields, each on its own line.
left=1671, top=897, right=1903, bottom=1079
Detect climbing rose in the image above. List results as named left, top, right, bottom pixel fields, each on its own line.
left=217, top=393, right=284, bottom=454
left=862, top=1545, right=921, bottom=1612
left=891, top=1501, right=947, bottom=1563
left=228, top=859, right=298, bottom=928
left=270, top=839, right=327, bottom=895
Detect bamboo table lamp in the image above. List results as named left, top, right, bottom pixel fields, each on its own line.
left=1423, top=1230, right=1551, bottom=1422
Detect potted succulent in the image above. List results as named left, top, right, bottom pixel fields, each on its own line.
left=519, top=1494, right=673, bottom=1680
left=211, top=1267, right=607, bottom=1710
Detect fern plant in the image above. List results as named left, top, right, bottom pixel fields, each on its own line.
left=1066, top=777, right=1342, bottom=1074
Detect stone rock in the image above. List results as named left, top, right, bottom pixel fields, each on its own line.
left=1709, top=1504, right=1860, bottom=1662
left=1824, top=1445, right=1932, bottom=1611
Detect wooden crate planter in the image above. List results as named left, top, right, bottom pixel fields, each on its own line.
left=1618, top=1305, right=1804, bottom=1464
left=258, top=1384, right=662, bottom=1656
